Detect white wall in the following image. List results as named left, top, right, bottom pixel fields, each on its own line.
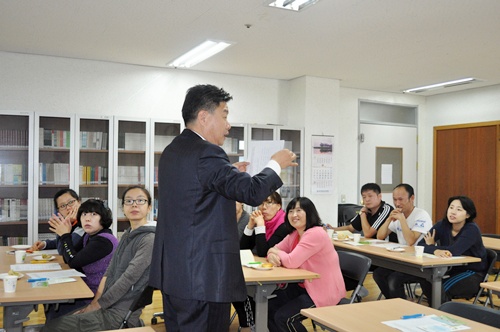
left=2, top=51, right=499, bottom=223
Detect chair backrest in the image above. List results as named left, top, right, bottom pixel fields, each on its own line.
left=438, top=301, right=500, bottom=328
left=338, top=251, right=371, bottom=304
left=483, top=233, right=500, bottom=239
left=483, top=248, right=497, bottom=282
left=337, top=204, right=362, bottom=227
left=119, top=285, right=155, bottom=329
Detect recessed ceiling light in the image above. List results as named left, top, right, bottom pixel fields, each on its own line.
left=403, top=78, right=477, bottom=93
left=167, top=40, right=232, bottom=68
left=268, top=0, right=320, bottom=12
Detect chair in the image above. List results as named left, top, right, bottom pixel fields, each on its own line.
left=438, top=301, right=500, bottom=328
left=119, top=285, right=155, bottom=329
left=337, top=204, right=362, bottom=227
left=471, top=248, right=498, bottom=308
left=338, top=251, right=372, bottom=304
left=482, top=234, right=500, bottom=281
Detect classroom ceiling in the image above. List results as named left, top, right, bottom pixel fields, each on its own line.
left=1, top=0, right=500, bottom=96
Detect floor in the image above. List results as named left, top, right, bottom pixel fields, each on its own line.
left=2, top=274, right=498, bottom=331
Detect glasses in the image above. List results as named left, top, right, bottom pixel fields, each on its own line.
left=123, top=199, right=148, bottom=206
left=58, top=199, right=77, bottom=210
left=260, top=201, right=275, bottom=208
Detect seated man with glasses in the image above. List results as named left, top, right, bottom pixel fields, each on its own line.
left=30, top=188, right=85, bottom=255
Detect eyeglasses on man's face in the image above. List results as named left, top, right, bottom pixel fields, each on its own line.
left=123, top=199, right=148, bottom=206
left=58, top=199, right=77, bottom=210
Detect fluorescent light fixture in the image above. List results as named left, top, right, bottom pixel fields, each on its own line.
left=268, top=0, right=320, bottom=12
left=403, top=77, right=476, bottom=93
left=167, top=40, right=231, bottom=68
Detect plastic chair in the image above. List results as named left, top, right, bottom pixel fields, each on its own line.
left=337, top=251, right=372, bottom=304
left=438, top=301, right=500, bottom=328
left=471, top=248, right=497, bottom=308
left=119, top=285, right=155, bottom=329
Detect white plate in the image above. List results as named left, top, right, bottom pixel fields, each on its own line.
left=11, top=245, right=31, bottom=250
left=0, top=272, right=24, bottom=280
left=32, top=255, right=56, bottom=261
left=252, top=265, right=273, bottom=271
left=386, top=247, right=405, bottom=252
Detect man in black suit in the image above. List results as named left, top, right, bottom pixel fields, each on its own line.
left=149, top=84, right=298, bottom=331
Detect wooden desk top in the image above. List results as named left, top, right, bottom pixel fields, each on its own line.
left=332, top=239, right=481, bottom=267
left=301, top=298, right=499, bottom=331
left=0, top=246, right=94, bottom=305
left=243, top=256, right=320, bottom=283
left=482, top=236, right=500, bottom=251
left=480, top=280, right=500, bottom=292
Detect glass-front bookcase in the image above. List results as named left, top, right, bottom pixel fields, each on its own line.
left=0, top=113, right=33, bottom=245
left=35, top=115, right=73, bottom=242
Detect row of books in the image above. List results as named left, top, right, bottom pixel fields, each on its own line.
left=0, top=164, right=28, bottom=185
left=80, top=165, right=108, bottom=184
left=0, top=129, right=29, bottom=147
left=80, top=131, right=108, bottom=150
left=40, top=128, right=71, bottom=148
left=1, top=236, right=28, bottom=246
left=117, top=133, right=177, bottom=151
left=0, top=198, right=28, bottom=222
left=39, top=163, right=70, bottom=184
left=221, top=137, right=241, bottom=154
left=117, top=166, right=145, bottom=184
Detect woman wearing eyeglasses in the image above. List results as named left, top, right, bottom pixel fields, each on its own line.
left=30, top=189, right=85, bottom=254
left=236, top=192, right=290, bottom=331
left=42, top=185, right=156, bottom=332
left=45, top=199, right=118, bottom=320
left=240, top=191, right=289, bottom=257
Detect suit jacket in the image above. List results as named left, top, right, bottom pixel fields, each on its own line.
left=149, top=129, right=283, bottom=302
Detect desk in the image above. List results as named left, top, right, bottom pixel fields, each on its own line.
left=0, top=247, right=94, bottom=332
left=301, top=298, right=498, bottom=331
left=482, top=236, right=500, bottom=252
left=243, top=260, right=319, bottom=332
left=333, top=240, right=481, bottom=308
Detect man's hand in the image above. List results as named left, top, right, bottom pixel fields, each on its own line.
left=233, top=161, right=250, bottom=172
left=271, top=149, right=299, bottom=169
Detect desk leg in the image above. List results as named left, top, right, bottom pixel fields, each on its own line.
left=428, top=266, right=448, bottom=309
left=247, top=284, right=277, bottom=332
left=3, top=305, right=33, bottom=332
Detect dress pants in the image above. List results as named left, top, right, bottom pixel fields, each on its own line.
left=163, top=292, right=231, bottom=332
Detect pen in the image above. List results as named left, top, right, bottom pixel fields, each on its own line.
left=401, top=313, right=425, bottom=319
left=27, top=278, right=48, bottom=283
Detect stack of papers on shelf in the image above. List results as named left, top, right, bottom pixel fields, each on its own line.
left=382, top=314, right=471, bottom=331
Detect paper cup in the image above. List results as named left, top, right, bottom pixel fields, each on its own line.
left=15, top=250, right=26, bottom=264
left=3, top=275, right=18, bottom=293
left=326, top=229, right=334, bottom=239
left=353, top=233, right=361, bottom=243
left=414, top=245, right=424, bottom=257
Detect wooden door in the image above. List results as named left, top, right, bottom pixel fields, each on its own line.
left=433, top=122, right=499, bottom=234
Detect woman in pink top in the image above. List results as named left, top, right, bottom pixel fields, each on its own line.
left=267, top=197, right=346, bottom=332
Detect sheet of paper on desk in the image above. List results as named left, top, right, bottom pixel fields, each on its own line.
left=382, top=314, right=470, bottom=331
left=10, top=263, right=62, bottom=272
left=344, top=241, right=364, bottom=246
left=371, top=242, right=408, bottom=249
left=240, top=249, right=256, bottom=265
left=27, top=269, right=86, bottom=279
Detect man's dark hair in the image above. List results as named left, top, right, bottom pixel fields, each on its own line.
left=361, top=183, right=381, bottom=195
left=393, top=183, right=415, bottom=198
left=182, top=84, right=233, bottom=126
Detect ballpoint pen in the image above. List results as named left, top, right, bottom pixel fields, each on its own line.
left=27, top=278, right=48, bottom=283
left=401, top=313, right=425, bottom=319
